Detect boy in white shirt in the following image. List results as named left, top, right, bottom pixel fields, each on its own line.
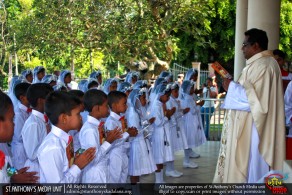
left=79, top=89, right=122, bottom=183
left=104, top=91, right=137, bottom=183
left=68, top=90, right=85, bottom=153
left=11, top=82, right=31, bottom=170
left=0, top=91, right=38, bottom=184
left=38, top=91, right=96, bottom=183
left=21, top=83, right=53, bottom=175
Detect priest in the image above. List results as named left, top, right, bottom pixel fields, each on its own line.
left=213, top=28, right=286, bottom=183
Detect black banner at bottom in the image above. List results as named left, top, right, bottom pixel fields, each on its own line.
left=1, top=183, right=291, bottom=195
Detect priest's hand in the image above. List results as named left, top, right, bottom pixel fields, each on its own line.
left=222, top=78, right=232, bottom=91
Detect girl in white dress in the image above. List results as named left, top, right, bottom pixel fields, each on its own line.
left=149, top=77, right=167, bottom=105
left=180, top=80, right=207, bottom=168
left=41, top=74, right=57, bottom=87
left=118, top=81, right=133, bottom=97
left=150, top=83, right=174, bottom=183
left=20, top=69, right=33, bottom=83
left=32, top=66, right=46, bottom=84
left=103, top=78, right=119, bottom=94
left=57, top=70, right=72, bottom=90
left=126, top=88, right=157, bottom=184
left=165, top=82, right=190, bottom=176
left=125, top=71, right=139, bottom=85
left=184, top=68, right=204, bottom=158
left=89, top=70, right=103, bottom=88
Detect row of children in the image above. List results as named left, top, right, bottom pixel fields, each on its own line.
left=0, top=68, right=206, bottom=187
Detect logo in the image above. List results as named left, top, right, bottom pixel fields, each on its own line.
left=265, top=173, right=288, bottom=194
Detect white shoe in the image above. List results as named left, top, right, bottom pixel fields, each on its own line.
left=165, top=170, right=182, bottom=177
left=183, top=161, right=199, bottom=168
left=189, top=151, right=200, bottom=158
left=174, top=170, right=183, bottom=176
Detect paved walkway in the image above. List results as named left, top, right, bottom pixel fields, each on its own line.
left=140, top=141, right=221, bottom=183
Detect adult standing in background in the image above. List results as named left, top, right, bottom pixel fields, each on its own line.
left=273, top=49, right=292, bottom=93
left=201, top=77, right=218, bottom=140
left=213, top=28, right=285, bottom=183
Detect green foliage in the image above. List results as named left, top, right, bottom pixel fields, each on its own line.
left=279, top=0, right=292, bottom=60
left=23, top=57, right=41, bottom=69
left=0, top=0, right=291, bottom=91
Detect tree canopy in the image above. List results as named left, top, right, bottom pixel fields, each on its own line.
left=0, top=0, right=291, bottom=89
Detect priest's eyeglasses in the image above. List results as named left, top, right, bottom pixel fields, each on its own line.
left=242, top=42, right=252, bottom=47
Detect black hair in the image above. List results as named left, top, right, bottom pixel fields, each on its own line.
left=64, top=72, right=71, bottom=78
left=27, top=83, right=53, bottom=108
left=206, top=77, right=213, bottom=82
left=45, top=91, right=81, bottom=125
left=37, top=67, right=45, bottom=74
left=88, top=80, right=99, bottom=89
left=273, top=49, right=286, bottom=59
left=244, top=28, right=268, bottom=50
left=14, top=83, right=31, bottom=100
left=0, top=91, right=13, bottom=121
left=68, top=90, right=84, bottom=99
left=84, top=89, right=107, bottom=112
left=108, top=91, right=127, bottom=109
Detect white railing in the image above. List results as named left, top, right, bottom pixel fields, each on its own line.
left=200, top=70, right=210, bottom=86
left=170, top=63, right=210, bottom=87
left=170, top=63, right=189, bottom=80
left=199, top=98, right=225, bottom=141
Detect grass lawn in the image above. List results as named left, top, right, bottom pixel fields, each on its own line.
left=209, top=124, right=223, bottom=132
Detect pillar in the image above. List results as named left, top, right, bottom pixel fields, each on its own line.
left=234, top=0, right=248, bottom=81
left=247, top=0, right=281, bottom=50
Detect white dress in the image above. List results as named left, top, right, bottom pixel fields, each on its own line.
left=104, top=111, right=130, bottom=183
left=22, top=110, right=47, bottom=176
left=166, top=96, right=188, bottom=152
left=181, top=94, right=206, bottom=148
left=150, top=100, right=174, bottom=164
left=79, top=116, right=112, bottom=183
left=11, top=104, right=30, bottom=170
left=126, top=107, right=156, bottom=176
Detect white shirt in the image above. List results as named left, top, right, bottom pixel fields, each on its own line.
left=12, top=104, right=30, bottom=146
left=38, top=125, right=81, bottom=183
left=11, top=104, right=30, bottom=169
left=80, top=111, right=89, bottom=124
left=104, top=111, right=130, bottom=149
left=21, top=110, right=47, bottom=162
left=79, top=116, right=112, bottom=183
